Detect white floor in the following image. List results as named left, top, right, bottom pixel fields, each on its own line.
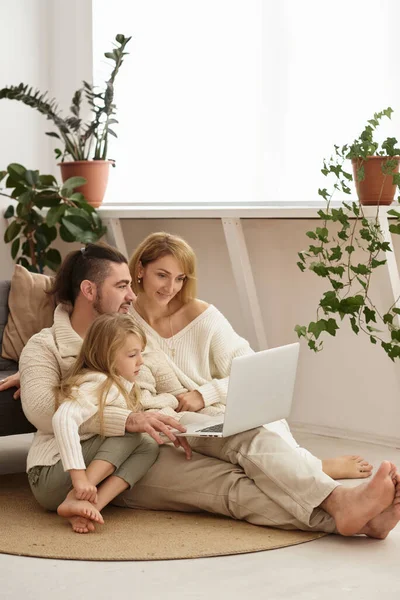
left=1, top=432, right=400, bottom=600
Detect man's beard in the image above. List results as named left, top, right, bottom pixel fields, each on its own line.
left=93, top=290, right=106, bottom=315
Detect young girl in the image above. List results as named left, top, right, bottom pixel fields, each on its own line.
left=49, top=313, right=160, bottom=534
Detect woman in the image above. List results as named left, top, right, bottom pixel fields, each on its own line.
left=128, top=231, right=372, bottom=480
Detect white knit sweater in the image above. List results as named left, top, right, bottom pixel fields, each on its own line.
left=20, top=304, right=132, bottom=471
left=52, top=373, right=134, bottom=471
left=131, top=304, right=254, bottom=410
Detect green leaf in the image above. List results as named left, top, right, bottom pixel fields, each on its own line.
left=351, top=264, right=371, bottom=275
left=62, top=176, right=87, bottom=189
left=46, top=204, right=67, bottom=228
left=297, top=261, right=306, bottom=272
left=310, top=262, right=329, bottom=277
left=371, top=258, right=386, bottom=269
left=59, top=223, right=75, bottom=242
left=36, top=223, right=57, bottom=244
left=17, top=256, right=30, bottom=270
left=328, top=245, right=342, bottom=261
left=45, top=248, right=62, bottom=272
left=3, top=205, right=14, bottom=218
left=24, top=170, right=40, bottom=186
left=4, top=220, right=22, bottom=243
left=383, top=313, right=394, bottom=325
left=38, top=174, right=58, bottom=187
left=345, top=245, right=355, bottom=254
left=7, top=163, right=26, bottom=182
left=294, top=325, right=307, bottom=337
left=64, top=207, right=92, bottom=224
left=370, top=336, right=377, bottom=344
left=363, top=306, right=376, bottom=324
left=306, top=231, right=317, bottom=240
left=350, top=316, right=360, bottom=334
left=11, top=237, right=20, bottom=259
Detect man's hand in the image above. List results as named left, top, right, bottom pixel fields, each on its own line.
left=125, top=411, right=192, bottom=459
left=70, top=470, right=98, bottom=503
left=0, top=371, right=21, bottom=399
left=176, top=390, right=205, bottom=413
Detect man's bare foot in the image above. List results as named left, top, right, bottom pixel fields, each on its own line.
left=322, top=461, right=396, bottom=536
left=322, top=455, right=373, bottom=479
left=57, top=490, right=104, bottom=534
left=360, top=478, right=400, bottom=539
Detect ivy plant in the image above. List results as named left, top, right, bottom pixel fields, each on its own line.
left=0, top=33, right=131, bottom=163
left=1, top=163, right=106, bottom=273
left=295, top=108, right=400, bottom=361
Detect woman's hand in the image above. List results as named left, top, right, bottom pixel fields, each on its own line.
left=176, top=390, right=205, bottom=413
left=0, top=372, right=21, bottom=399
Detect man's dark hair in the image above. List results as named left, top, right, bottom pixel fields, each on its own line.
left=49, top=243, right=128, bottom=305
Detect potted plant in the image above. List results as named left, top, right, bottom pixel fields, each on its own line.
left=0, top=33, right=131, bottom=208
left=295, top=108, right=400, bottom=361
left=1, top=163, right=106, bottom=273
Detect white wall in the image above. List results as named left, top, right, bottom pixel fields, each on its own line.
left=0, top=0, right=93, bottom=279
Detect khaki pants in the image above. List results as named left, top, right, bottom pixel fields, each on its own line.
left=116, top=426, right=338, bottom=533
left=28, top=433, right=159, bottom=511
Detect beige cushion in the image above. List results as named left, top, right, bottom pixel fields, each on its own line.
left=1, top=265, right=56, bottom=362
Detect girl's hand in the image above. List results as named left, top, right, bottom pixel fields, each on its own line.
left=70, top=470, right=98, bottom=503
left=176, top=390, right=205, bottom=413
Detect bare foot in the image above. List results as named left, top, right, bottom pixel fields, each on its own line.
left=322, top=455, right=373, bottom=479
left=360, top=478, right=400, bottom=539
left=57, top=490, right=104, bottom=534
left=322, top=461, right=396, bottom=536
left=68, top=516, right=96, bottom=534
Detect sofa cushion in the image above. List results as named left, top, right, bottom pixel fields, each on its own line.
left=0, top=281, right=18, bottom=371
left=1, top=265, right=56, bottom=362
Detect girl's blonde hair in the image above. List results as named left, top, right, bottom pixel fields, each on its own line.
left=129, top=232, right=197, bottom=303
left=56, top=313, right=146, bottom=434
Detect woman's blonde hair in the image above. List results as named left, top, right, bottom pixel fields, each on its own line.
left=129, top=232, right=197, bottom=303
left=56, top=313, right=146, bottom=434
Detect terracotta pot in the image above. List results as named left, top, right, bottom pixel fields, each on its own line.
left=58, top=160, right=111, bottom=208
left=351, top=156, right=400, bottom=206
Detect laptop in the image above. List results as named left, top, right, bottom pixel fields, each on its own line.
left=175, top=342, right=300, bottom=438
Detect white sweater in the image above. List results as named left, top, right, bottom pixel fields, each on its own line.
left=20, top=304, right=132, bottom=471
left=52, top=373, right=134, bottom=471
left=131, top=304, right=253, bottom=408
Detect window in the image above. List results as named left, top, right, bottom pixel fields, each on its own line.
left=93, top=0, right=400, bottom=205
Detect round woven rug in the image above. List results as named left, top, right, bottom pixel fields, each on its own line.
left=0, top=473, right=327, bottom=561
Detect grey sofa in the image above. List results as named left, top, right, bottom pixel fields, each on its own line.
left=0, top=280, right=36, bottom=436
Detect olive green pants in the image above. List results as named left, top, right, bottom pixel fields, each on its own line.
left=28, top=433, right=159, bottom=511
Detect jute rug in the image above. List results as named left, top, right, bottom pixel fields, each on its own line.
left=0, top=473, right=327, bottom=561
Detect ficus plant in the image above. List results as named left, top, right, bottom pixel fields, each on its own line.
left=1, top=163, right=106, bottom=273
left=295, top=108, right=400, bottom=361
left=0, top=34, right=131, bottom=163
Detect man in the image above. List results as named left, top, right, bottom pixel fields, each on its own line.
left=7, top=244, right=400, bottom=537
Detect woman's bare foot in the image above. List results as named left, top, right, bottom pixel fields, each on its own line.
left=322, top=461, right=396, bottom=536
left=57, top=490, right=104, bottom=534
left=322, top=455, right=373, bottom=479
left=360, top=478, right=400, bottom=539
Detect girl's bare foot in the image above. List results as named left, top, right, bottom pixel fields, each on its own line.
left=322, top=455, right=373, bottom=479
left=68, top=516, right=96, bottom=534
left=360, top=479, right=400, bottom=539
left=322, top=461, right=396, bottom=536
left=57, top=490, right=104, bottom=534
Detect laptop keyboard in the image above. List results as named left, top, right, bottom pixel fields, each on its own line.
left=196, top=423, right=223, bottom=434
